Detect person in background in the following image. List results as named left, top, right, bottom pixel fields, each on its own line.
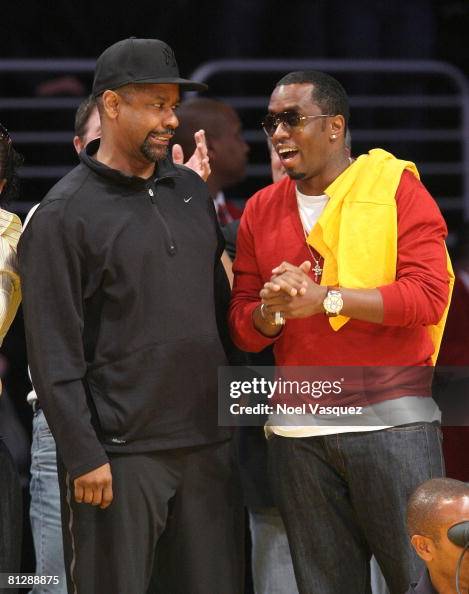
left=406, top=478, right=469, bottom=593
left=435, top=224, right=469, bottom=484
left=172, top=97, right=249, bottom=284
left=0, top=122, right=24, bottom=591
left=72, top=94, right=101, bottom=154
left=172, top=97, right=249, bottom=225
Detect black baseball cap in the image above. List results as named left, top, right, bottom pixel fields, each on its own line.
left=92, top=37, right=207, bottom=97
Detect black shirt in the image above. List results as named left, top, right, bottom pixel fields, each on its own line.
left=19, top=140, right=231, bottom=480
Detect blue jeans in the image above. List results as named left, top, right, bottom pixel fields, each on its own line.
left=249, top=510, right=388, bottom=594
left=268, top=423, right=445, bottom=594
left=371, top=556, right=390, bottom=594
left=29, top=410, right=66, bottom=594
left=249, top=507, right=299, bottom=594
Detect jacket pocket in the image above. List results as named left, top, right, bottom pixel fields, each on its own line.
left=86, top=334, right=227, bottom=445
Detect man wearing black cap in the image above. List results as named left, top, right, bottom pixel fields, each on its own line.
left=19, top=38, right=243, bottom=594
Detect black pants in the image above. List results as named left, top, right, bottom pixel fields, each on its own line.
left=0, top=440, right=22, bottom=594
left=58, top=440, right=244, bottom=594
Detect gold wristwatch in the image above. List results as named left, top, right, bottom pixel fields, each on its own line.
left=323, top=287, right=344, bottom=317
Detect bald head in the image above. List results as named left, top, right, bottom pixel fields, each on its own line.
left=407, top=478, right=469, bottom=591
left=172, top=98, right=237, bottom=156
left=173, top=98, right=249, bottom=195
left=407, top=478, right=469, bottom=541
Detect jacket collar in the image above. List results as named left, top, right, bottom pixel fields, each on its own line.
left=80, top=139, right=180, bottom=188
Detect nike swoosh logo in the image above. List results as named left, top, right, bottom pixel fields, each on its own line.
left=184, top=196, right=192, bottom=203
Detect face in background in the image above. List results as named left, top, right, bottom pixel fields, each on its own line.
left=268, top=83, right=343, bottom=182
left=209, top=105, right=249, bottom=187
left=103, top=83, right=180, bottom=164
left=73, top=107, right=102, bottom=154
left=412, top=496, right=469, bottom=590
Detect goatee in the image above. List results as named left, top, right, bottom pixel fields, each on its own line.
left=287, top=170, right=306, bottom=180
left=140, top=138, right=168, bottom=163
left=140, top=129, right=175, bottom=163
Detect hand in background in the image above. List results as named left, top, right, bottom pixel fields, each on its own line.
left=172, top=129, right=211, bottom=181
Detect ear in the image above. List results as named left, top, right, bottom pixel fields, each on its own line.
left=0, top=179, right=6, bottom=194
left=329, top=114, right=345, bottom=141
left=102, top=90, right=120, bottom=120
left=73, top=136, right=83, bottom=155
left=411, top=534, right=435, bottom=562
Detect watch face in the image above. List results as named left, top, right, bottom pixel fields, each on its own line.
left=324, top=291, right=343, bottom=314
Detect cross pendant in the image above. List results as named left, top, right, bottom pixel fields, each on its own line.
left=313, top=261, right=323, bottom=282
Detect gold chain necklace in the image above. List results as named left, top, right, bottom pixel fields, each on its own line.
left=303, top=228, right=323, bottom=283
left=297, top=163, right=354, bottom=284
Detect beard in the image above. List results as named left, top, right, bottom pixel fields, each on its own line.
left=287, top=170, right=306, bottom=180
left=140, top=130, right=174, bottom=162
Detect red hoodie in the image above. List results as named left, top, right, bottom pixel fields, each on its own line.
left=229, top=171, right=450, bottom=405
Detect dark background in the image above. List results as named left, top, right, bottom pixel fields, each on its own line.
left=2, top=0, right=469, bottom=217
left=1, top=0, right=468, bottom=74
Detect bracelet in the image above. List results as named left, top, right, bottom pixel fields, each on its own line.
left=260, top=303, right=285, bottom=326
left=260, top=303, right=277, bottom=326
left=275, top=311, right=286, bottom=326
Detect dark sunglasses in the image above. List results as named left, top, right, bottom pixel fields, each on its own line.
left=261, top=111, right=334, bottom=137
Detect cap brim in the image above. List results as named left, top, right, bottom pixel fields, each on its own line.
left=158, top=77, right=208, bottom=92
left=93, top=77, right=208, bottom=96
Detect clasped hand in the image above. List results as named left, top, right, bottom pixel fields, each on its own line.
left=259, top=260, right=326, bottom=320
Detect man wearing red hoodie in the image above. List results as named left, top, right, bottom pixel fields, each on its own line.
left=229, top=70, right=452, bottom=594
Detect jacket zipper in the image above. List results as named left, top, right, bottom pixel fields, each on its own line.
left=146, top=182, right=177, bottom=256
